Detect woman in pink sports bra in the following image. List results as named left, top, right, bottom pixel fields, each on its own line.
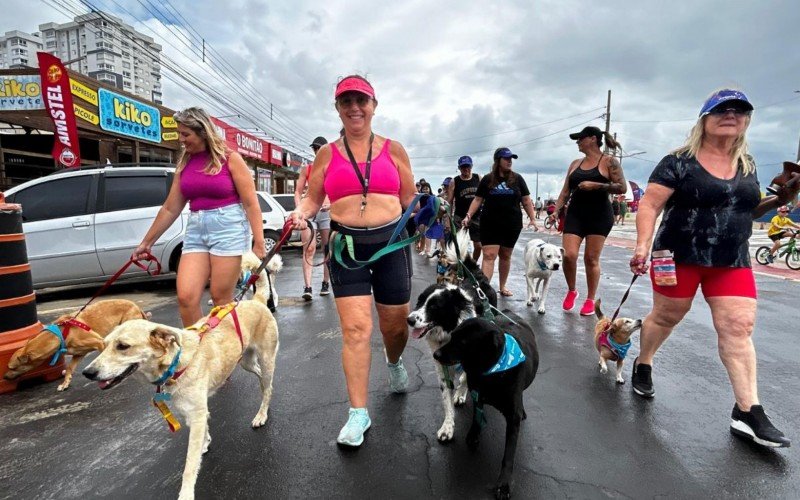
left=134, top=107, right=265, bottom=326
left=290, top=75, right=417, bottom=447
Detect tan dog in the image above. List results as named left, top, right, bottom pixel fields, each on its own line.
left=82, top=298, right=279, bottom=500
left=4, top=299, right=148, bottom=391
left=593, top=299, right=642, bottom=384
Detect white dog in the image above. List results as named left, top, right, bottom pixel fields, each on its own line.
left=83, top=298, right=279, bottom=500
left=208, top=252, right=283, bottom=310
left=524, top=238, right=564, bottom=314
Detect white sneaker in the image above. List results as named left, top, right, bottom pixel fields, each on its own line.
left=387, top=357, right=409, bottom=393
left=337, top=408, right=371, bottom=447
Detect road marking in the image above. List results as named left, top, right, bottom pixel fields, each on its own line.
left=16, top=402, right=91, bottom=424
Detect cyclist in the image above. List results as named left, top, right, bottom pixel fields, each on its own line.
left=767, top=205, right=800, bottom=262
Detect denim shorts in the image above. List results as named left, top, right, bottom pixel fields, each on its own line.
left=183, top=203, right=252, bottom=256
left=314, top=209, right=331, bottom=230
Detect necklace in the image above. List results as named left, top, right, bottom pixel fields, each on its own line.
left=342, top=133, right=375, bottom=217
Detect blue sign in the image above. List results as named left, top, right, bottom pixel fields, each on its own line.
left=98, top=88, right=161, bottom=143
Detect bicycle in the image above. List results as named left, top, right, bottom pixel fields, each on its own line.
left=755, top=229, right=800, bottom=270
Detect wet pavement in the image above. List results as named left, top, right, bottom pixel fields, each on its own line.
left=0, top=228, right=797, bottom=499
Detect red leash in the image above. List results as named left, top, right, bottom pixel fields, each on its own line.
left=240, top=220, right=294, bottom=298
left=72, top=252, right=162, bottom=317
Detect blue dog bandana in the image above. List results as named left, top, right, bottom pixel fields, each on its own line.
left=44, top=324, right=67, bottom=366
left=485, top=333, right=527, bottom=375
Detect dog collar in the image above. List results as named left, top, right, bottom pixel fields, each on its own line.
left=236, top=270, right=252, bottom=292
left=43, top=324, right=68, bottom=366
left=599, top=329, right=631, bottom=361
left=485, top=333, right=527, bottom=375
left=153, top=347, right=183, bottom=386
left=535, top=242, right=548, bottom=271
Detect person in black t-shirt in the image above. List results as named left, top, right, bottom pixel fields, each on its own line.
left=629, top=88, right=799, bottom=449
left=462, top=147, right=538, bottom=296
left=447, top=155, right=482, bottom=260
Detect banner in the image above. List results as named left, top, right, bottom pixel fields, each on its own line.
left=0, top=75, right=43, bottom=110
left=98, top=88, right=161, bottom=143
left=37, top=52, right=81, bottom=167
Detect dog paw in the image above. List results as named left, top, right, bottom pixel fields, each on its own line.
left=616, top=377, right=625, bottom=385
left=526, top=301, right=533, bottom=307
left=494, top=483, right=511, bottom=500
left=599, top=363, right=608, bottom=374
left=437, top=421, right=455, bottom=442
left=251, top=411, right=269, bottom=428
left=56, top=382, right=70, bottom=392
left=453, top=392, right=467, bottom=406
left=537, top=306, right=546, bottom=314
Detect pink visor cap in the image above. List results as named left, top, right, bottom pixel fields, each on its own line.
left=335, top=77, right=375, bottom=99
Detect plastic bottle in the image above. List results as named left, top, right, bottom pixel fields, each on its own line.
left=652, top=250, right=677, bottom=286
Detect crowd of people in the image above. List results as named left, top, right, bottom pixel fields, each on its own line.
left=143, top=82, right=798, bottom=451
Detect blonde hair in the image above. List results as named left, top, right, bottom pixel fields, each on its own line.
left=671, top=90, right=754, bottom=175
left=173, top=107, right=228, bottom=174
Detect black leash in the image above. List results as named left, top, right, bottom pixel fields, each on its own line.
left=608, top=274, right=639, bottom=324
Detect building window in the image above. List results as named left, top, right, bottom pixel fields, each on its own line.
left=122, top=61, right=130, bottom=69
left=122, top=50, right=130, bottom=58
left=123, top=81, right=131, bottom=89
left=123, top=70, right=131, bottom=78
left=45, top=31, right=55, bottom=38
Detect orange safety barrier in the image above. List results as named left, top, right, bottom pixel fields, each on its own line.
left=0, top=196, right=64, bottom=393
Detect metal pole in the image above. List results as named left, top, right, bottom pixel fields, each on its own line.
left=604, top=90, right=611, bottom=154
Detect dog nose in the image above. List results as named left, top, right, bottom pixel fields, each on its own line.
left=553, top=264, right=560, bottom=270
left=406, top=315, right=418, bottom=327
left=83, top=367, right=98, bottom=380
left=433, top=350, right=442, bottom=361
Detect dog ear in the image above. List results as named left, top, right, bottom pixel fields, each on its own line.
left=149, top=327, right=182, bottom=350
left=594, top=298, right=604, bottom=319
left=559, top=247, right=565, bottom=257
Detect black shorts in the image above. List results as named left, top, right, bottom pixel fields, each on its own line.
left=480, top=221, right=521, bottom=248
left=563, top=208, right=613, bottom=238
left=769, top=231, right=786, bottom=242
left=453, top=214, right=481, bottom=242
left=329, top=220, right=413, bottom=305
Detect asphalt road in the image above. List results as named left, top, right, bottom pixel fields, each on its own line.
left=1, top=229, right=797, bottom=499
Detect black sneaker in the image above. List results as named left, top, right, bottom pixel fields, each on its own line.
left=302, top=287, right=312, bottom=301
left=631, top=357, right=654, bottom=398
left=320, top=282, right=330, bottom=296
left=730, top=404, right=790, bottom=448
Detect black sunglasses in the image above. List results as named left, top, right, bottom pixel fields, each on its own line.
left=337, top=94, right=371, bottom=107
left=708, top=107, right=752, bottom=117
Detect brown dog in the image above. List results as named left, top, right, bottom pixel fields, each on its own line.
left=594, top=299, right=642, bottom=384
left=4, top=299, right=148, bottom=391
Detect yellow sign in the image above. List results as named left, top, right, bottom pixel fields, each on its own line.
left=161, top=116, right=177, bottom=128
left=69, top=78, right=98, bottom=106
left=74, top=103, right=99, bottom=125
left=162, top=131, right=179, bottom=141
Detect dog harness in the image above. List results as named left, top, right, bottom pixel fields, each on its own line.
left=485, top=334, right=527, bottom=375
left=151, top=303, right=245, bottom=433
left=597, top=329, right=631, bottom=361
left=42, top=319, right=91, bottom=365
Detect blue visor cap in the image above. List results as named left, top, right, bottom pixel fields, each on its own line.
left=699, top=89, right=754, bottom=117
left=458, top=155, right=473, bottom=167
left=494, top=147, right=518, bottom=160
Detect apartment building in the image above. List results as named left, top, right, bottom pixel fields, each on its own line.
left=0, top=13, right=163, bottom=104
left=0, top=31, right=44, bottom=69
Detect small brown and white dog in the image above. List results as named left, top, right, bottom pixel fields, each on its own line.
left=593, top=299, right=642, bottom=384
left=83, top=297, right=278, bottom=500
left=4, top=299, right=148, bottom=391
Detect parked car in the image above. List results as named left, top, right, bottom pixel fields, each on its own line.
left=4, top=164, right=186, bottom=289
left=255, top=191, right=293, bottom=251
left=272, top=193, right=305, bottom=246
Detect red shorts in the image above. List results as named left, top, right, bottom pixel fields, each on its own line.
left=650, top=264, right=757, bottom=299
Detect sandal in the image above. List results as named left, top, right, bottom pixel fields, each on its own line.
left=500, top=289, right=514, bottom=297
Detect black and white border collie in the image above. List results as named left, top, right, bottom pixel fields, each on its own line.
left=407, top=284, right=478, bottom=441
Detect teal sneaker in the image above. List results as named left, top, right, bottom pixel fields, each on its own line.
left=337, top=408, right=371, bottom=447
left=387, top=357, right=409, bottom=393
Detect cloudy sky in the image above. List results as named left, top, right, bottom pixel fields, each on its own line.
left=4, top=0, right=799, bottom=198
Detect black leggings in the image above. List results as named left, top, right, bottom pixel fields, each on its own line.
left=329, top=220, right=413, bottom=305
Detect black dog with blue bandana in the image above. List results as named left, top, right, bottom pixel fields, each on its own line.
left=433, top=310, right=539, bottom=500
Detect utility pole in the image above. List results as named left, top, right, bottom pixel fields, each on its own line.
left=604, top=90, right=611, bottom=154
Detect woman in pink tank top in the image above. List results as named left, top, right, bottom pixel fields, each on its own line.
left=133, top=107, right=265, bottom=326
left=289, top=75, right=417, bottom=447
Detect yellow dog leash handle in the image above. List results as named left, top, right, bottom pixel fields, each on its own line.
left=152, top=398, right=182, bottom=432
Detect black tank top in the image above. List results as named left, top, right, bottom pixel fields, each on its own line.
left=568, top=157, right=611, bottom=209
left=453, top=174, right=480, bottom=217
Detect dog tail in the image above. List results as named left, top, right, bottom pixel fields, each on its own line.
left=594, top=298, right=604, bottom=319
left=445, top=229, right=471, bottom=264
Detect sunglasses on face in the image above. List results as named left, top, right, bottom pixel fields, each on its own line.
left=708, top=107, right=752, bottom=117
left=337, top=95, right=371, bottom=108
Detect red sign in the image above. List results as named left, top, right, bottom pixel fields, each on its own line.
left=37, top=52, right=81, bottom=167
left=269, top=143, right=282, bottom=166
left=211, top=117, right=270, bottom=163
